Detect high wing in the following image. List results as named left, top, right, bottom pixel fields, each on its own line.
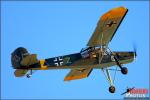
left=64, top=68, right=93, bottom=81
left=87, top=7, right=128, bottom=47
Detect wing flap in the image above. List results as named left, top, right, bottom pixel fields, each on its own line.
left=64, top=68, right=93, bottom=81
left=87, top=7, right=128, bottom=46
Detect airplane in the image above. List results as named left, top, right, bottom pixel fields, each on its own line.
left=11, top=7, right=136, bottom=93
left=121, top=87, right=135, bottom=95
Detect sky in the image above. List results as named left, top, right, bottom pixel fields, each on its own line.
left=1, top=1, right=149, bottom=99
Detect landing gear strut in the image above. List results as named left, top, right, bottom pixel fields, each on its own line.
left=102, top=68, right=116, bottom=93
left=113, top=55, right=128, bottom=75
left=105, top=48, right=128, bottom=75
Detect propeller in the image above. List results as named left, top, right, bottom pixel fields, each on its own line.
left=133, top=43, right=137, bottom=59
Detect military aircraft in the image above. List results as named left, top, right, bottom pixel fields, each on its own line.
left=11, top=7, right=136, bottom=93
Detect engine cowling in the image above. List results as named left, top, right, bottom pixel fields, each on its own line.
left=11, top=47, right=29, bottom=69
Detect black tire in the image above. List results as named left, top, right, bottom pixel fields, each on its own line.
left=26, top=74, right=31, bottom=78
left=121, top=67, right=128, bottom=75
left=109, top=86, right=115, bottom=93
left=11, top=47, right=29, bottom=69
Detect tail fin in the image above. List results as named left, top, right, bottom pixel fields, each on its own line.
left=20, top=54, right=38, bottom=66
left=14, top=69, right=28, bottom=77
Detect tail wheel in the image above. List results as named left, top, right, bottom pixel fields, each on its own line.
left=109, top=86, right=115, bottom=93
left=26, top=74, right=31, bottom=78
left=121, top=67, right=128, bottom=75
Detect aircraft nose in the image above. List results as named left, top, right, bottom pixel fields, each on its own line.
left=129, top=51, right=136, bottom=60
left=129, top=52, right=136, bottom=60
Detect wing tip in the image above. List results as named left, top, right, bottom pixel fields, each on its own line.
left=101, top=6, right=128, bottom=19
left=110, top=6, right=128, bottom=11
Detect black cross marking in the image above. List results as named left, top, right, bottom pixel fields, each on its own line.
left=106, top=21, right=117, bottom=27
left=53, top=56, right=63, bottom=66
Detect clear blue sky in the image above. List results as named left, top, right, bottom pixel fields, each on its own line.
left=1, top=1, right=149, bottom=99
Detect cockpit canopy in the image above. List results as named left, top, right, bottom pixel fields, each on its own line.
left=80, top=47, right=94, bottom=58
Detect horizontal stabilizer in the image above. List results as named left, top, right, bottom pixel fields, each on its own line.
left=14, top=69, right=28, bottom=77
left=20, top=54, right=38, bottom=66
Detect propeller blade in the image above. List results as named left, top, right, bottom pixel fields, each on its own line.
left=133, top=43, right=137, bottom=58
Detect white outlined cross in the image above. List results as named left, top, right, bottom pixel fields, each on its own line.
left=53, top=57, right=63, bottom=66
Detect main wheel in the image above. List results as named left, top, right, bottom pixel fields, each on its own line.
left=109, top=86, right=115, bottom=93
left=121, top=67, right=128, bottom=75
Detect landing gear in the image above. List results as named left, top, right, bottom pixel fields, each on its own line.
left=26, top=70, right=32, bottom=78
left=109, top=86, right=115, bottom=93
left=105, top=47, right=128, bottom=75
left=26, top=74, right=32, bottom=78
left=121, top=67, right=128, bottom=75
left=101, top=68, right=116, bottom=93
left=98, top=46, right=129, bottom=93
left=112, top=55, right=128, bottom=75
